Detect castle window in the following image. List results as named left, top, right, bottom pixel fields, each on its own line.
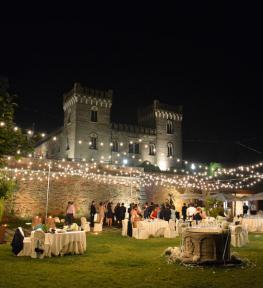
left=134, top=143, right=140, bottom=154
left=167, top=120, right=173, bottom=134
left=91, top=106, right=98, bottom=122
left=128, top=143, right=133, bottom=153
left=67, top=113, right=71, bottom=124
left=66, top=137, right=70, bottom=150
left=129, top=143, right=140, bottom=154
left=112, top=140, right=119, bottom=152
left=167, top=142, right=173, bottom=157
left=89, top=133, right=97, bottom=150
left=149, top=144, right=156, bottom=156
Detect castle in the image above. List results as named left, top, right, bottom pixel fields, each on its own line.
left=35, top=83, right=183, bottom=171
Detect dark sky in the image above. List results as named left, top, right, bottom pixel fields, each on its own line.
left=1, top=2, right=262, bottom=164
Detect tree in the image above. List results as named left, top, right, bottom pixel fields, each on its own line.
left=0, top=77, right=32, bottom=163
left=0, top=77, right=33, bottom=221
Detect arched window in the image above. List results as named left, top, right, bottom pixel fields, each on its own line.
left=167, top=120, right=173, bottom=134
left=67, top=113, right=71, bottom=124
left=66, top=137, right=70, bottom=150
left=91, top=106, right=98, bottom=122
left=149, top=144, right=156, bottom=156
left=167, top=142, right=173, bottom=157
left=89, top=133, right=97, bottom=149
left=112, top=140, right=119, bottom=152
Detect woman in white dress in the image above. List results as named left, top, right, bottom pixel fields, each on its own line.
left=170, top=205, right=176, bottom=221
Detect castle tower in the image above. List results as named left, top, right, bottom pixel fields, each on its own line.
left=63, top=83, right=112, bottom=162
left=154, top=100, right=182, bottom=170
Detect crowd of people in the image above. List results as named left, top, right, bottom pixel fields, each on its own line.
left=86, top=201, right=207, bottom=229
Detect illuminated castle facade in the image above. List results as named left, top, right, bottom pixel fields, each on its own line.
left=35, top=83, right=183, bottom=170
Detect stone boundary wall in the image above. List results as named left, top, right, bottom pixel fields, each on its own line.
left=3, top=157, right=186, bottom=219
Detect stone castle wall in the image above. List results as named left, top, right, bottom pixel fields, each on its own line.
left=5, top=176, right=184, bottom=219
left=3, top=157, right=186, bottom=219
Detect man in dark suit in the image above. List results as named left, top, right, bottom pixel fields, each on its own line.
left=90, top=200, right=96, bottom=228
left=163, top=204, right=171, bottom=221
left=182, top=203, right=187, bottom=221
left=119, top=203, right=126, bottom=222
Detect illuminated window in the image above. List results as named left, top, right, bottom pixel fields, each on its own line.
left=112, top=140, right=119, bottom=152
left=167, top=120, right=173, bottom=134
left=89, top=133, right=97, bottom=149
left=149, top=144, right=156, bottom=156
left=91, top=106, right=98, bottom=122
left=167, top=142, right=173, bottom=157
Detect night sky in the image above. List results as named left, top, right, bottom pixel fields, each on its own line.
left=1, top=2, right=262, bottom=165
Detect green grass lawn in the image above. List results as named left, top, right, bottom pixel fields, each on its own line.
left=0, top=230, right=263, bottom=288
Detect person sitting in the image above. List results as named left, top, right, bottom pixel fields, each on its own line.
left=193, top=207, right=203, bottom=223
left=32, top=215, right=42, bottom=229
left=150, top=206, right=158, bottom=220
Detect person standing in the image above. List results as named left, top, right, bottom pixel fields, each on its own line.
left=66, top=201, right=75, bottom=225
left=99, top=202, right=105, bottom=225
left=106, top=202, right=113, bottom=227
left=182, top=203, right=187, bottom=221
left=163, top=204, right=171, bottom=221
left=114, top=202, right=121, bottom=226
left=170, top=205, right=176, bottom=221
left=119, top=203, right=126, bottom=222
left=90, top=200, right=96, bottom=228
left=187, top=203, right=196, bottom=219
left=243, top=203, right=249, bottom=215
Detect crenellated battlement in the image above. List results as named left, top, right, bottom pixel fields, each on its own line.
left=154, top=100, right=182, bottom=121
left=63, top=83, right=113, bottom=111
left=111, top=122, right=156, bottom=135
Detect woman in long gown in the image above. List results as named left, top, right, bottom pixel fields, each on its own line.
left=99, top=202, right=105, bottom=225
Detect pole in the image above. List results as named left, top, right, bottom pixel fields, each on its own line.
left=130, top=172, right=132, bottom=198
left=45, top=163, right=51, bottom=220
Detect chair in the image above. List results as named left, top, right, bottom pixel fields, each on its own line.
left=164, top=220, right=177, bottom=238
left=81, top=217, right=90, bottom=232
left=231, top=225, right=248, bottom=247
left=17, top=227, right=32, bottom=256
left=31, top=230, right=46, bottom=259
left=94, top=223, right=102, bottom=232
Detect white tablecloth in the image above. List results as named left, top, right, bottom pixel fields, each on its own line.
left=18, top=231, right=86, bottom=257
left=137, top=220, right=169, bottom=237
left=45, top=231, right=86, bottom=256
left=242, top=217, right=263, bottom=232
